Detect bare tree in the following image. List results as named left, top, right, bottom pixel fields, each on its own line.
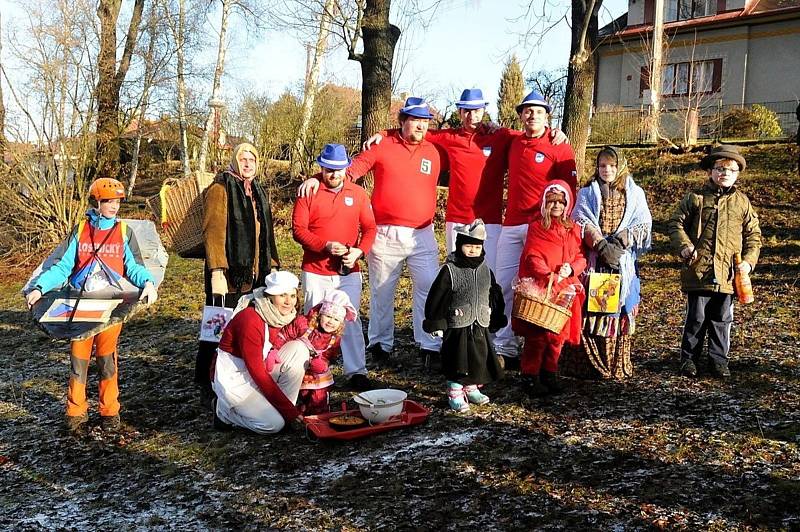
left=561, top=0, right=601, bottom=178
left=127, top=6, right=159, bottom=195
left=0, top=13, right=6, bottom=164
left=197, top=0, right=232, bottom=174
left=347, top=0, right=401, bottom=143
left=290, top=0, right=335, bottom=176
left=647, top=0, right=665, bottom=142
left=0, top=0, right=100, bottom=251
left=527, top=68, right=567, bottom=126
left=165, top=0, right=193, bottom=176
left=95, top=0, right=146, bottom=178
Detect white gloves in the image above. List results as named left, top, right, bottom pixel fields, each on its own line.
left=430, top=330, right=444, bottom=339
left=139, top=282, right=158, bottom=305
left=211, top=270, right=228, bottom=296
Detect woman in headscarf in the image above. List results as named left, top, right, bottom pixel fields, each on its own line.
left=197, top=143, right=280, bottom=401
left=568, top=146, right=652, bottom=379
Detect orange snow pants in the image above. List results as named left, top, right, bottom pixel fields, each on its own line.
left=67, top=323, right=123, bottom=417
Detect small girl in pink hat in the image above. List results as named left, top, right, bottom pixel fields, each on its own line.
left=272, top=289, right=357, bottom=414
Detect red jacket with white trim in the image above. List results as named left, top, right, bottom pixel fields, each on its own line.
left=347, top=131, right=445, bottom=229
left=292, top=178, right=377, bottom=275
left=504, top=129, right=577, bottom=226
left=425, top=127, right=519, bottom=225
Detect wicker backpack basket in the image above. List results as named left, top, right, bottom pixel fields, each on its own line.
left=146, top=171, right=214, bottom=258
left=512, top=275, right=572, bottom=334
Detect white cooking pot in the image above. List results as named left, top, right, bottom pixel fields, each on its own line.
left=353, top=389, right=407, bottom=424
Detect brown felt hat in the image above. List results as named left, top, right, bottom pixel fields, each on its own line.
left=700, top=144, right=746, bottom=172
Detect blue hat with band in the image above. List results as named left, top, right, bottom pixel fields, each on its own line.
left=456, top=88, right=488, bottom=110
left=399, top=96, right=434, bottom=119
left=515, top=90, right=552, bottom=114
left=316, top=143, right=351, bottom=170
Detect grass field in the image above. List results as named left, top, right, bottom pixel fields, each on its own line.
left=1, top=144, right=798, bottom=530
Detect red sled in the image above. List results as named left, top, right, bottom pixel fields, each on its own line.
left=303, top=400, right=430, bottom=441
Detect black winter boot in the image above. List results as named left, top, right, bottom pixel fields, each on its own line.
left=522, top=375, right=549, bottom=398
left=541, top=371, right=564, bottom=395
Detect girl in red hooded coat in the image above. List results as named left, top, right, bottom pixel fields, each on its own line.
left=513, top=180, right=586, bottom=397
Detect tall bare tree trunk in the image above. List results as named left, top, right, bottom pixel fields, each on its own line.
left=648, top=0, right=665, bottom=142
left=290, top=0, right=334, bottom=177
left=128, top=9, right=158, bottom=196
left=562, top=0, right=600, bottom=179
left=0, top=14, right=6, bottom=165
left=198, top=0, right=232, bottom=174
left=95, top=0, right=145, bottom=178
left=174, top=0, right=191, bottom=177
left=349, top=0, right=401, bottom=145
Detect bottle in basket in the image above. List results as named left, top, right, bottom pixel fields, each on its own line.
left=553, top=285, right=576, bottom=309
left=733, top=253, right=754, bottom=305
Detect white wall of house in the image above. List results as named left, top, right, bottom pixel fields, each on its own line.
left=596, top=18, right=800, bottom=109
left=744, top=19, right=800, bottom=103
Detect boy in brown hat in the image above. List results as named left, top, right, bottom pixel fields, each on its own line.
left=668, top=145, right=761, bottom=379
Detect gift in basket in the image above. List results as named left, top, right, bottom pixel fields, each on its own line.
left=146, top=171, right=214, bottom=259
left=512, top=274, right=572, bottom=334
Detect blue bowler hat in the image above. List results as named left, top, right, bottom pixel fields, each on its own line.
left=456, top=88, right=488, bottom=110
left=515, top=90, right=552, bottom=114
left=399, top=96, right=434, bottom=119
left=316, top=143, right=351, bottom=170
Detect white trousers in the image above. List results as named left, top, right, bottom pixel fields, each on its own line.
left=367, top=224, right=441, bottom=351
left=212, top=340, right=308, bottom=434
left=445, top=221, right=501, bottom=273
left=301, top=270, right=366, bottom=376
left=493, top=223, right=529, bottom=356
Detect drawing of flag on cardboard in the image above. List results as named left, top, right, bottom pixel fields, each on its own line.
left=40, top=298, right=122, bottom=323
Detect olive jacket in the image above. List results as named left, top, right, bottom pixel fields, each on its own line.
left=668, top=179, right=761, bottom=294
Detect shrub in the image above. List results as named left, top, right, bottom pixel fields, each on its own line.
left=721, top=104, right=783, bottom=139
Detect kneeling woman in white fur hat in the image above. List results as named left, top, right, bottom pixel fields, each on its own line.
left=212, top=270, right=307, bottom=434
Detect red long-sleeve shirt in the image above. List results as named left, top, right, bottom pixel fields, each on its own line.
left=292, top=178, right=377, bottom=275
left=504, top=129, right=577, bottom=226
left=425, top=127, right=519, bottom=225
left=217, top=307, right=299, bottom=422
left=347, top=131, right=445, bottom=229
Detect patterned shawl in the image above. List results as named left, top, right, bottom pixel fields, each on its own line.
left=572, top=175, right=652, bottom=308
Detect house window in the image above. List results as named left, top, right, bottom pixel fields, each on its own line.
left=664, top=0, right=716, bottom=22
left=640, top=58, right=722, bottom=97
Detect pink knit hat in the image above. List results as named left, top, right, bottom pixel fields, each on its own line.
left=319, top=289, right=357, bottom=322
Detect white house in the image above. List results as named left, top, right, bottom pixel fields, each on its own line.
left=595, top=0, right=800, bottom=120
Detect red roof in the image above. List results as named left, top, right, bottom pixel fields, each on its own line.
left=605, top=0, right=800, bottom=41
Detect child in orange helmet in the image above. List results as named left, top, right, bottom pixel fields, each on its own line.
left=25, top=178, right=158, bottom=434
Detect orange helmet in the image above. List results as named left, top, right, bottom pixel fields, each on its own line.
left=89, top=178, right=126, bottom=201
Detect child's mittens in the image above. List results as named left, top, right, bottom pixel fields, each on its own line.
left=308, top=356, right=329, bottom=374
left=265, top=350, right=282, bottom=372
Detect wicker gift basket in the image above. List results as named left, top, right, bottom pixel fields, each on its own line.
left=512, top=274, right=572, bottom=334
left=146, top=171, right=214, bottom=258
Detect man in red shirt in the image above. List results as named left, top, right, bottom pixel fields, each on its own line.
left=493, top=91, right=578, bottom=363
left=364, top=88, right=567, bottom=273
left=293, top=143, right=377, bottom=390
left=300, top=97, right=446, bottom=366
